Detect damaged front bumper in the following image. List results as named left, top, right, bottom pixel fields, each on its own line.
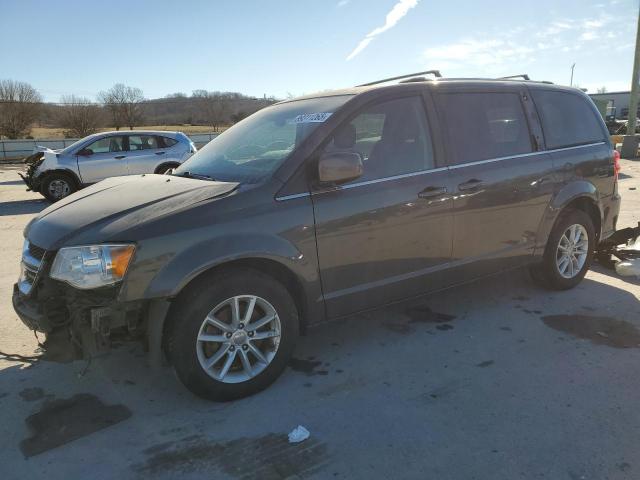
left=17, top=151, right=45, bottom=192
left=12, top=274, right=147, bottom=359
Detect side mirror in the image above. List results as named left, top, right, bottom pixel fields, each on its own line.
left=318, top=152, right=363, bottom=184
left=77, top=148, right=93, bottom=156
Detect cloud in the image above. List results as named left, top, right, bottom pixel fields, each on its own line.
left=337, top=0, right=350, bottom=7
left=346, top=0, right=419, bottom=60
left=423, top=38, right=535, bottom=69
left=422, top=12, right=623, bottom=76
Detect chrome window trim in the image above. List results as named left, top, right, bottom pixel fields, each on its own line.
left=448, top=141, right=606, bottom=170
left=275, top=141, right=606, bottom=201
left=276, top=192, right=310, bottom=201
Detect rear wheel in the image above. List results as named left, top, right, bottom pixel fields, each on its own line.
left=40, top=172, right=76, bottom=202
left=529, top=209, right=595, bottom=290
left=155, top=163, right=179, bottom=174
left=166, top=268, right=299, bottom=401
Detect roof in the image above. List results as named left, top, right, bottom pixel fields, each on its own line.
left=95, top=130, right=181, bottom=137
left=277, top=77, right=579, bottom=104
left=589, top=91, right=631, bottom=96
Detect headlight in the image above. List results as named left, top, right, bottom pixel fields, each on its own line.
left=50, top=244, right=135, bottom=289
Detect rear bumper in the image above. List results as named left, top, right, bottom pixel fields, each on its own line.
left=600, top=193, right=621, bottom=241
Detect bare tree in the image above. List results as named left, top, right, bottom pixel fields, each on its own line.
left=58, top=95, right=102, bottom=137
left=192, top=90, right=231, bottom=131
left=98, top=83, right=145, bottom=130
left=0, top=79, right=42, bottom=139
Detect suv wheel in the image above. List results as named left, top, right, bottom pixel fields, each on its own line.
left=166, top=268, right=299, bottom=401
left=530, top=209, right=595, bottom=290
left=41, top=172, right=76, bottom=202
left=155, top=163, right=179, bottom=174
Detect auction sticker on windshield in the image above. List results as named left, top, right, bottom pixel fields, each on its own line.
left=290, top=112, right=333, bottom=123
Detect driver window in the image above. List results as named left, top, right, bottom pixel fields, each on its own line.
left=85, top=136, right=124, bottom=154
left=322, top=96, right=434, bottom=183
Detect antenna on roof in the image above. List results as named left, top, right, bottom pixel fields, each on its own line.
left=498, top=74, right=530, bottom=80
left=356, top=70, right=442, bottom=87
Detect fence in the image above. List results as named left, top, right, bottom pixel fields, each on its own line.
left=0, top=132, right=219, bottom=162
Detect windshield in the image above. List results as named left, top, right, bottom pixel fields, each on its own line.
left=60, top=135, right=97, bottom=154
left=174, top=95, right=352, bottom=183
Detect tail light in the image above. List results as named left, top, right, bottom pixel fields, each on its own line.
left=613, top=149, right=621, bottom=181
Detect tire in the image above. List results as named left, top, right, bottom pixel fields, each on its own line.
left=166, top=268, right=299, bottom=401
left=155, top=163, right=179, bottom=174
left=529, top=209, right=595, bottom=290
left=40, top=172, right=77, bottom=202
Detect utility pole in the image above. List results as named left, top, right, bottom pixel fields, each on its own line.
left=622, top=4, right=640, bottom=159
left=570, top=63, right=576, bottom=87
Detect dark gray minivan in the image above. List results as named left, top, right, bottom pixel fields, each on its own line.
left=13, top=75, right=621, bottom=400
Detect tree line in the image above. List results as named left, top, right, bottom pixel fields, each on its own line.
left=0, top=79, right=277, bottom=139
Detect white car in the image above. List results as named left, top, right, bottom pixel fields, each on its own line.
left=20, top=130, right=196, bottom=201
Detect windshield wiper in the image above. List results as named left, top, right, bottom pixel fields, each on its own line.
left=178, top=171, right=216, bottom=181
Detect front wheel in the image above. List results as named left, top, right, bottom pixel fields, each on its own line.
left=40, top=172, right=76, bottom=202
left=529, top=209, right=595, bottom=290
left=166, top=268, right=299, bottom=401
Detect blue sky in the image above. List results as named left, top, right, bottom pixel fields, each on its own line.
left=1, top=0, right=637, bottom=102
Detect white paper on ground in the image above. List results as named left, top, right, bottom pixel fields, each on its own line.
left=615, top=259, right=640, bottom=277
left=288, top=425, right=310, bottom=444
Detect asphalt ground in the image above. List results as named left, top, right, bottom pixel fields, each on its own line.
left=0, top=161, right=639, bottom=480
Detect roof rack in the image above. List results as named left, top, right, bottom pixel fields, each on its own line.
left=356, top=70, right=442, bottom=87
left=498, top=74, right=530, bottom=80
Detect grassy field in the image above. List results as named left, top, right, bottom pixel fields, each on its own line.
left=27, top=125, right=227, bottom=139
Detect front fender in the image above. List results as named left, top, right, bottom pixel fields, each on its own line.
left=146, top=232, right=310, bottom=298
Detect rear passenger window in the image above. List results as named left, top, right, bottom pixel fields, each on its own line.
left=531, top=90, right=605, bottom=149
left=128, top=135, right=159, bottom=151
left=322, top=96, right=434, bottom=182
left=439, top=93, right=532, bottom=165
left=159, top=136, right=178, bottom=148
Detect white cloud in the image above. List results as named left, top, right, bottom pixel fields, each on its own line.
left=337, top=0, right=350, bottom=7
left=423, top=38, right=535, bottom=69
left=422, top=12, right=625, bottom=78
left=346, top=0, right=420, bottom=60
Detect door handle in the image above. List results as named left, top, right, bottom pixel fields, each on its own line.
left=115, top=155, right=126, bottom=159
left=418, top=186, right=447, bottom=199
left=155, top=151, right=166, bottom=155
left=458, top=179, right=485, bottom=191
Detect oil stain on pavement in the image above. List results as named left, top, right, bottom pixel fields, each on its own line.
left=288, top=357, right=329, bottom=376
left=542, top=314, right=640, bottom=348
left=20, top=394, right=132, bottom=457
left=382, top=305, right=456, bottom=334
left=133, top=433, right=328, bottom=479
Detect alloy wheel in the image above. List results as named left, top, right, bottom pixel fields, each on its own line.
left=555, top=224, right=589, bottom=279
left=195, top=295, right=281, bottom=383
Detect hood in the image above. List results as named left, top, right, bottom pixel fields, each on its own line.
left=26, top=174, right=238, bottom=250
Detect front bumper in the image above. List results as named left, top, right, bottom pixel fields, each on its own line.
left=12, top=284, right=53, bottom=333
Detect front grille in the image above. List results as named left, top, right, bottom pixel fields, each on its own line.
left=28, top=242, right=46, bottom=261
left=18, top=240, right=46, bottom=295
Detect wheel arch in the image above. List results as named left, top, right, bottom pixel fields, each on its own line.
left=37, top=168, right=82, bottom=189
left=154, top=161, right=180, bottom=174
left=160, top=256, right=313, bottom=359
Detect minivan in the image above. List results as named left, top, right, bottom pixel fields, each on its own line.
left=13, top=73, right=621, bottom=400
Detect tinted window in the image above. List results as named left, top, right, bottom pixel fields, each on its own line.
left=322, top=96, right=434, bottom=182
left=440, top=92, right=532, bottom=165
left=532, top=90, right=605, bottom=149
left=159, top=136, right=178, bottom=148
left=128, top=135, right=159, bottom=151
left=85, top=136, right=124, bottom=154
